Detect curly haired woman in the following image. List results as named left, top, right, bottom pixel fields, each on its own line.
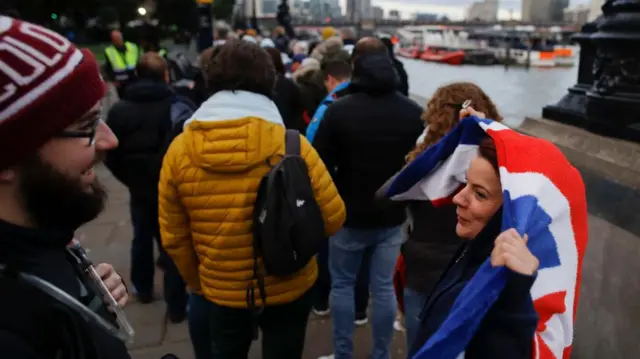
left=402, top=82, right=503, bottom=353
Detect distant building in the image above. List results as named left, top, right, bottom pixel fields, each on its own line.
left=308, top=0, right=341, bottom=21
left=389, top=10, right=401, bottom=20
left=346, top=0, right=372, bottom=21
left=414, top=12, right=438, bottom=22
left=262, top=0, right=278, bottom=16
left=522, top=0, right=569, bottom=22
left=563, top=4, right=590, bottom=25
left=373, top=6, right=384, bottom=20
left=550, top=0, right=570, bottom=22
left=466, top=0, right=498, bottom=22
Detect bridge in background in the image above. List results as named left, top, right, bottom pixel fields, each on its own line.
left=290, top=19, right=576, bottom=29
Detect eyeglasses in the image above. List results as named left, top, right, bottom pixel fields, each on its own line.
left=57, top=118, right=101, bottom=146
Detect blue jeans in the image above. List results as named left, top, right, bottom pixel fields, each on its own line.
left=315, top=237, right=370, bottom=315
left=330, top=226, right=403, bottom=359
left=188, top=294, right=213, bottom=359
left=403, top=287, right=428, bottom=355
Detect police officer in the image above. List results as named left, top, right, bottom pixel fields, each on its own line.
left=104, top=30, right=140, bottom=98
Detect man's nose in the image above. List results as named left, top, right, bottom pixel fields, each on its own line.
left=94, top=120, right=118, bottom=150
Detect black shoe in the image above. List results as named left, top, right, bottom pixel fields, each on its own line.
left=136, top=293, right=154, bottom=304
left=168, top=309, right=187, bottom=324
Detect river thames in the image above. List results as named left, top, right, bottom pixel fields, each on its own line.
left=401, top=58, right=578, bottom=128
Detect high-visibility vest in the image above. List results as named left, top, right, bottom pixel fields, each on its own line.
left=105, top=42, right=139, bottom=79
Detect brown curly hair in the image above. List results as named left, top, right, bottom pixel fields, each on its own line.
left=406, top=82, right=503, bottom=163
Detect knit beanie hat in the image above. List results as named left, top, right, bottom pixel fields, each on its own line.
left=0, top=16, right=106, bottom=169
left=321, top=27, right=337, bottom=41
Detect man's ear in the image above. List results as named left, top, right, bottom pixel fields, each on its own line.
left=0, top=168, right=16, bottom=183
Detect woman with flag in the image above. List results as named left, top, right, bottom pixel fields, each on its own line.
left=399, top=83, right=504, bottom=352
left=379, top=107, right=588, bottom=359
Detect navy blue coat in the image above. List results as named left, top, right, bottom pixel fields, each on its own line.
left=410, top=212, right=539, bottom=359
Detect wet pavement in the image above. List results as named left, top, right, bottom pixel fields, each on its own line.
left=77, top=165, right=408, bottom=359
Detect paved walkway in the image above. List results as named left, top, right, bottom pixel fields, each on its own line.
left=77, top=165, right=408, bottom=359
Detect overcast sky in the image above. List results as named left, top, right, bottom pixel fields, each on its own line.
left=337, top=0, right=592, bottom=20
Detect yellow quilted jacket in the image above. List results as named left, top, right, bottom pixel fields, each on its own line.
left=159, top=90, right=346, bottom=308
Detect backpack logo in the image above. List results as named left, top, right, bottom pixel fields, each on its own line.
left=296, top=199, right=305, bottom=208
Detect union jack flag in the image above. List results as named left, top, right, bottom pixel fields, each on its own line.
left=379, top=116, right=588, bottom=359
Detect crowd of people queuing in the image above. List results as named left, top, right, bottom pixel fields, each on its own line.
left=0, top=14, right=586, bottom=359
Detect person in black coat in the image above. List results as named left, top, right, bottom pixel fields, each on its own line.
left=265, top=47, right=307, bottom=133
left=380, top=36, right=409, bottom=96
left=313, top=37, right=424, bottom=359
left=104, top=53, right=190, bottom=322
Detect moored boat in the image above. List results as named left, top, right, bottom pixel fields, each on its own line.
left=419, top=47, right=465, bottom=65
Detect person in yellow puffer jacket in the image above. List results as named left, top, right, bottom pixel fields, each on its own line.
left=158, top=39, right=346, bottom=359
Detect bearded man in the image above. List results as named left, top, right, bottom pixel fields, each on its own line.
left=0, top=16, right=131, bottom=359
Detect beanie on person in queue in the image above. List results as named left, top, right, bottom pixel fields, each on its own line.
left=0, top=16, right=106, bottom=170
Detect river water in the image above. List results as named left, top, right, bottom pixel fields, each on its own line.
left=401, top=58, right=579, bottom=128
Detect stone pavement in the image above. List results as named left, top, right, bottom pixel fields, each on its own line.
left=76, top=165, right=408, bottom=359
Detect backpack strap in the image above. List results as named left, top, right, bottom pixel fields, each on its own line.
left=285, top=129, right=301, bottom=156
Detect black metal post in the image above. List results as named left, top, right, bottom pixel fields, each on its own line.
left=542, top=20, right=600, bottom=127
left=585, top=0, right=640, bottom=142
left=196, top=0, right=214, bottom=52
left=250, top=0, right=259, bottom=33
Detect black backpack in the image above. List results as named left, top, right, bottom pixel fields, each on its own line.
left=248, top=129, right=325, bottom=310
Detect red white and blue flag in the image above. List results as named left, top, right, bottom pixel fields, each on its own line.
left=379, top=116, right=588, bottom=359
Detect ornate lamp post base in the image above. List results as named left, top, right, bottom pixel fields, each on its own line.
left=543, top=0, right=640, bottom=143
left=542, top=22, right=599, bottom=128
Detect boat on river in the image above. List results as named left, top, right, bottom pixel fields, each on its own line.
left=419, top=47, right=465, bottom=65
left=396, top=25, right=578, bottom=68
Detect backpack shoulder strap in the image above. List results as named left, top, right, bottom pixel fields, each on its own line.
left=285, top=129, right=301, bottom=156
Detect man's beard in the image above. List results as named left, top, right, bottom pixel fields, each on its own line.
left=17, top=155, right=107, bottom=232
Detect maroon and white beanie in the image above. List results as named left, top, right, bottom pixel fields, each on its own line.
left=0, top=16, right=106, bottom=169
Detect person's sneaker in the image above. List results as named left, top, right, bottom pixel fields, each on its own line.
left=318, top=354, right=334, bottom=359
left=312, top=305, right=331, bottom=317
left=354, top=311, right=368, bottom=326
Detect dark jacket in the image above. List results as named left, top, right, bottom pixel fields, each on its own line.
left=410, top=211, right=538, bottom=358
left=104, top=80, right=195, bottom=203
left=392, top=56, right=409, bottom=96
left=313, top=53, right=424, bottom=228
left=0, top=220, right=131, bottom=359
left=294, top=66, right=327, bottom=127
left=403, top=201, right=463, bottom=294
left=380, top=37, right=409, bottom=96
left=273, top=74, right=307, bottom=133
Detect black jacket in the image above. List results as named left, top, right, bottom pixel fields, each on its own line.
left=392, top=56, right=409, bottom=96
left=0, top=220, right=131, bottom=359
left=104, top=80, right=193, bottom=203
left=313, top=53, right=424, bottom=228
left=273, top=74, right=307, bottom=133
left=410, top=211, right=538, bottom=358
left=403, top=201, right=463, bottom=294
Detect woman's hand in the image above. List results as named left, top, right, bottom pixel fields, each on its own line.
left=490, top=228, right=539, bottom=276
left=460, top=106, right=486, bottom=120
